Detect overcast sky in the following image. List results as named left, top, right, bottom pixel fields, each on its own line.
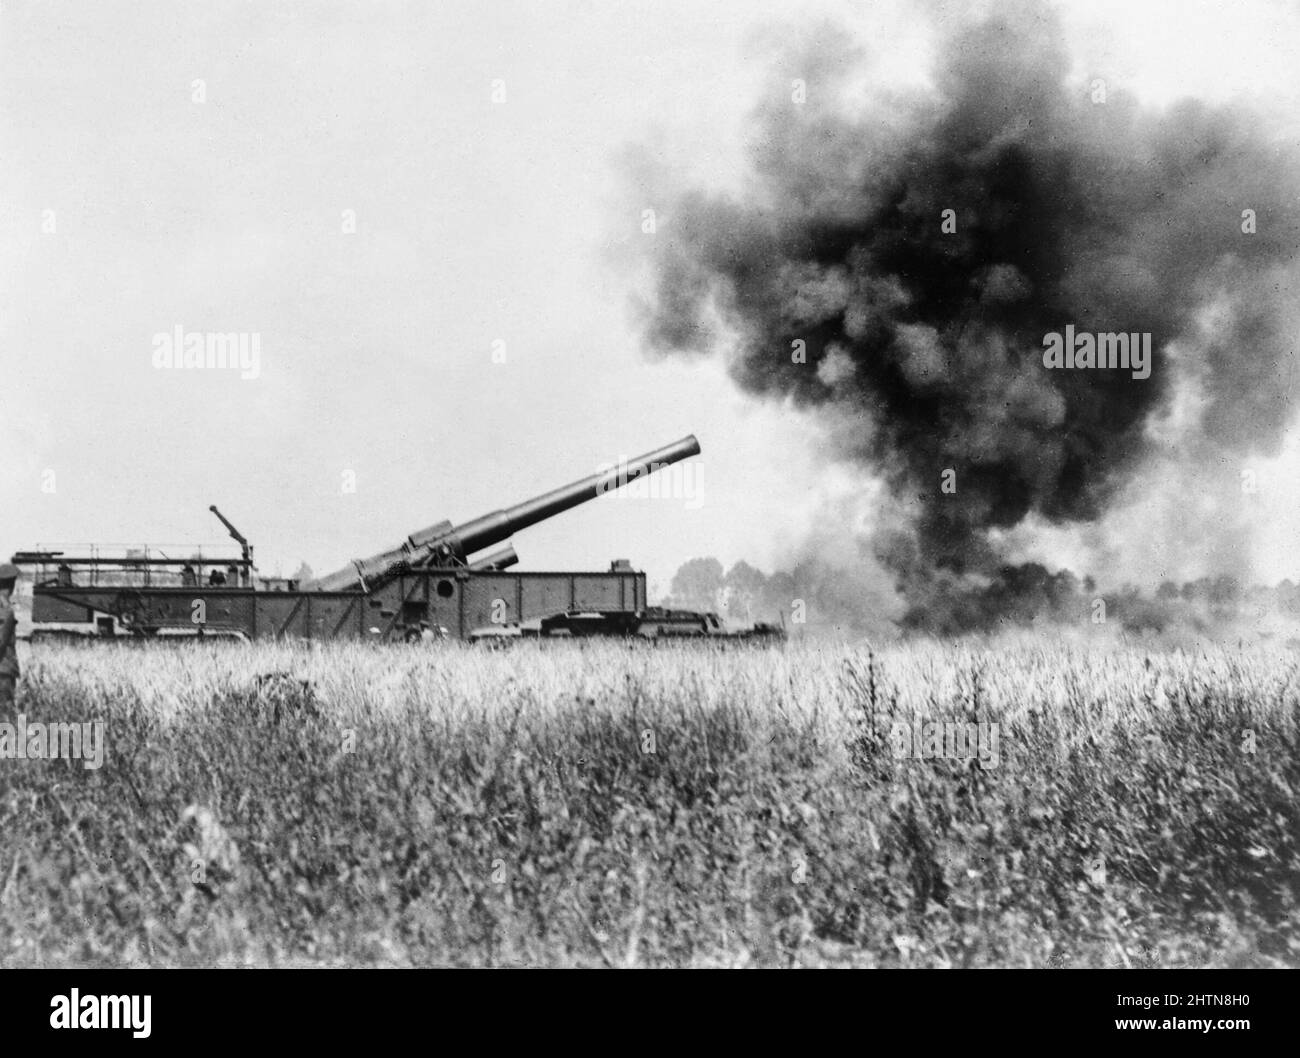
left=3, top=0, right=1299, bottom=592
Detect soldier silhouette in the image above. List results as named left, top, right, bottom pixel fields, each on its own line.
left=0, top=562, right=20, bottom=712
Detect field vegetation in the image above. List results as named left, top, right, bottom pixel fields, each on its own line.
left=1, top=638, right=1297, bottom=967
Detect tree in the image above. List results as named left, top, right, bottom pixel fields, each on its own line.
left=723, top=561, right=768, bottom=619
left=1208, top=574, right=1241, bottom=606
left=667, top=557, right=724, bottom=611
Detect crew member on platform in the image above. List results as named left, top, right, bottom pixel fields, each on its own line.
left=0, top=562, right=21, bottom=712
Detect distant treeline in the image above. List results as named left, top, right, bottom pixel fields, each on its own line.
left=661, top=557, right=1300, bottom=636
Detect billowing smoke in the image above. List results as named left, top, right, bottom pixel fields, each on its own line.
left=640, top=3, right=1300, bottom=629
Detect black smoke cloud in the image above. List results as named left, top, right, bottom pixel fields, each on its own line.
left=641, top=3, right=1299, bottom=626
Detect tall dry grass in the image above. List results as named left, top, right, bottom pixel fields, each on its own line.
left=1, top=638, right=1297, bottom=966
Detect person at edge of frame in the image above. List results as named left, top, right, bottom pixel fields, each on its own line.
left=0, top=562, right=20, bottom=712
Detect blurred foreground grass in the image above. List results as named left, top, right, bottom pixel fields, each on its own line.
left=1, top=638, right=1297, bottom=967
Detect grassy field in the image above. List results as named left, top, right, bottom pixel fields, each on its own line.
left=1, top=637, right=1297, bottom=967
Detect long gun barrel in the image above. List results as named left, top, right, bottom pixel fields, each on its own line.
left=309, top=435, right=701, bottom=591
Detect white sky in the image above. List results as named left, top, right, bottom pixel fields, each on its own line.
left=3, top=0, right=1299, bottom=591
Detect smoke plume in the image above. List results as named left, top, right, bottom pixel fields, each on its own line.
left=640, top=2, right=1300, bottom=628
